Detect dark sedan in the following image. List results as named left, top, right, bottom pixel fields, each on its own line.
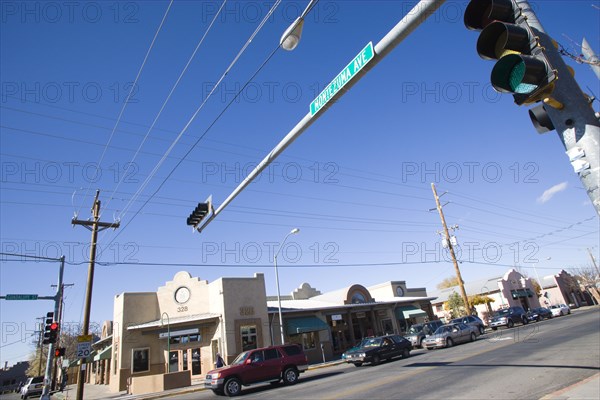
left=344, top=335, right=411, bottom=367
left=526, top=307, right=553, bottom=322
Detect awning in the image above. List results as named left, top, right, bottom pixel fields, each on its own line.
left=395, top=305, right=427, bottom=319
left=93, top=345, right=112, bottom=361
left=285, top=316, right=329, bottom=335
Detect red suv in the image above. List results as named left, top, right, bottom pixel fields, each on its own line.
left=205, top=344, right=309, bottom=396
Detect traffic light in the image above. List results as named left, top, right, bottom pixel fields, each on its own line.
left=43, top=312, right=59, bottom=345
left=186, top=200, right=211, bottom=229
left=464, top=0, right=557, bottom=105
left=55, top=347, right=66, bottom=357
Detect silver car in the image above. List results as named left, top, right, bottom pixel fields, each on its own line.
left=422, top=322, right=478, bottom=350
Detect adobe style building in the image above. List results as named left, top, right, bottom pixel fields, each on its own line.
left=108, top=271, right=435, bottom=395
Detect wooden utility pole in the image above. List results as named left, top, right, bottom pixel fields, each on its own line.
left=72, top=190, right=119, bottom=400
left=431, top=183, right=471, bottom=315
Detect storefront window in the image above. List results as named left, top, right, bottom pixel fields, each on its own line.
left=289, top=332, right=317, bottom=350
left=191, top=348, right=201, bottom=375
left=351, top=292, right=367, bottom=304
left=132, top=348, right=149, bottom=373
left=241, top=325, right=257, bottom=351
left=169, top=351, right=178, bottom=373
left=381, top=318, right=393, bottom=334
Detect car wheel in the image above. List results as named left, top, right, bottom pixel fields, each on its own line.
left=522, top=317, right=528, bottom=325
left=445, top=338, right=454, bottom=348
left=507, top=320, right=514, bottom=328
left=371, top=355, right=380, bottom=365
left=283, top=368, right=298, bottom=385
left=492, top=327, right=497, bottom=331
left=223, top=378, right=242, bottom=397
left=537, top=316, right=541, bottom=322
left=470, top=333, right=476, bottom=342
left=560, top=311, right=564, bottom=316
left=419, top=338, right=424, bottom=348
left=402, top=348, right=410, bottom=358
left=354, top=362, right=363, bottom=367
left=479, top=326, right=485, bottom=335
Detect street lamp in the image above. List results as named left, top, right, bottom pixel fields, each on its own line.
left=274, top=228, right=300, bottom=344
left=279, top=0, right=317, bottom=51
left=161, top=312, right=170, bottom=371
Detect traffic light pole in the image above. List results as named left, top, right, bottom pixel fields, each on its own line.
left=72, top=190, right=120, bottom=400
left=194, top=0, right=448, bottom=233
left=516, top=0, right=600, bottom=214
left=41, top=255, right=65, bottom=400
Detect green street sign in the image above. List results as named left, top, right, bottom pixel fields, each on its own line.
left=5, top=294, right=38, bottom=300
left=310, top=41, right=374, bottom=116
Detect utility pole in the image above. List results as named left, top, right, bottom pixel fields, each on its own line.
left=581, top=38, right=600, bottom=80
left=431, top=183, right=471, bottom=315
left=72, top=190, right=119, bottom=400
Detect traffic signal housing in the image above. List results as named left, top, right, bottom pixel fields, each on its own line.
left=186, top=198, right=212, bottom=229
left=55, top=347, right=66, bottom=357
left=464, top=0, right=557, bottom=105
left=42, top=312, right=58, bottom=345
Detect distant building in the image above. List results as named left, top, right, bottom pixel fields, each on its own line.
left=430, top=269, right=541, bottom=322
left=0, top=361, right=29, bottom=394
left=539, top=270, right=589, bottom=307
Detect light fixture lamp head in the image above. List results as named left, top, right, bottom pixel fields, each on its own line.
left=280, top=17, right=304, bottom=51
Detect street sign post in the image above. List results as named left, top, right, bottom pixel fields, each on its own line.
left=310, top=41, right=374, bottom=116
left=5, top=294, right=38, bottom=300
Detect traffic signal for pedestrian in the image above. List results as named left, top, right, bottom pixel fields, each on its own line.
left=55, top=347, right=66, bottom=357
left=186, top=200, right=211, bottom=229
left=464, top=0, right=557, bottom=105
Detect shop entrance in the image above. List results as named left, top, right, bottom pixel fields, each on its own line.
left=168, top=348, right=202, bottom=376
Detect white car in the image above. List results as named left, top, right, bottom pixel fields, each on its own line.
left=549, top=304, right=571, bottom=317
left=20, top=376, right=44, bottom=399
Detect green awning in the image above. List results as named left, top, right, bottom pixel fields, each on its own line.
left=93, top=345, right=112, bottom=361
left=395, top=305, right=427, bottom=319
left=511, top=289, right=534, bottom=299
left=285, top=316, right=329, bottom=335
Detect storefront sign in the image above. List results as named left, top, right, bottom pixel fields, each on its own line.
left=331, top=314, right=342, bottom=321
left=355, top=312, right=366, bottom=318
left=159, top=328, right=199, bottom=339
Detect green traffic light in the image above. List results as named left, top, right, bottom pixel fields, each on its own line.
left=491, top=54, right=547, bottom=95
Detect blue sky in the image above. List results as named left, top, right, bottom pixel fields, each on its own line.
left=1, top=0, right=599, bottom=366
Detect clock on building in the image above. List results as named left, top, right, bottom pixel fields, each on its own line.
left=396, top=287, right=404, bottom=297
left=174, top=286, right=191, bottom=304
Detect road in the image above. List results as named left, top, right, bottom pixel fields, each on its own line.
left=171, top=308, right=599, bottom=399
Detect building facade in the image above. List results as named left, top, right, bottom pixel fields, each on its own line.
left=108, top=272, right=435, bottom=394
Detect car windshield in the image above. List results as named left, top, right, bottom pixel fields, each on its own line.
left=495, top=309, right=511, bottom=316
left=230, top=351, right=250, bottom=365
left=407, top=325, right=423, bottom=334
left=433, top=326, right=451, bottom=335
left=363, top=338, right=383, bottom=347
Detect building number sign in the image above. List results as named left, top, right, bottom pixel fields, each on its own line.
left=240, top=306, right=254, bottom=316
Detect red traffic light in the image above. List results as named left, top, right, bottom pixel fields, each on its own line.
left=50, top=322, right=59, bottom=331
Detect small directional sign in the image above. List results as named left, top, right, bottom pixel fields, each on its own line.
left=5, top=294, right=38, bottom=300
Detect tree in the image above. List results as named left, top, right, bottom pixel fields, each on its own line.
left=443, top=292, right=465, bottom=318
left=437, top=276, right=460, bottom=290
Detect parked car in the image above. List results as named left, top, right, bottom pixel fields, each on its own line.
left=344, top=334, right=411, bottom=367
left=489, top=306, right=528, bottom=330
left=204, top=344, right=308, bottom=396
left=404, top=320, right=445, bottom=348
left=549, top=304, right=571, bottom=317
left=20, top=376, right=44, bottom=399
left=422, top=322, right=478, bottom=350
left=450, top=315, right=486, bottom=335
left=525, top=307, right=553, bottom=322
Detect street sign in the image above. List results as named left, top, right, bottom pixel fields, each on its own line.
left=5, top=294, right=38, bottom=300
left=77, top=335, right=93, bottom=359
left=310, top=41, right=374, bottom=116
